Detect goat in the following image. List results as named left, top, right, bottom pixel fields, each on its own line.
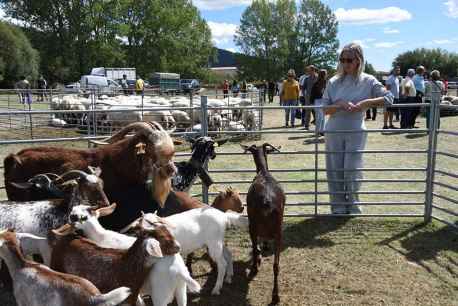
left=157, top=187, right=244, bottom=217
left=0, top=229, right=132, bottom=306
left=4, top=121, right=177, bottom=231
left=172, top=136, right=227, bottom=192
left=69, top=204, right=201, bottom=306
left=241, top=143, right=285, bottom=306
left=122, top=206, right=249, bottom=295
left=49, top=222, right=180, bottom=306
left=0, top=169, right=109, bottom=289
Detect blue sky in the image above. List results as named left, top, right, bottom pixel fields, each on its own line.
left=1, top=1, right=457, bottom=71
left=197, top=0, right=458, bottom=71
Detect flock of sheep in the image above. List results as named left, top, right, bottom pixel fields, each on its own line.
left=49, top=94, right=260, bottom=133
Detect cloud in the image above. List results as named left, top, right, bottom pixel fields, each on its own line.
left=374, top=41, right=404, bottom=48
left=335, top=7, right=412, bottom=25
left=207, top=21, right=238, bottom=46
left=194, top=0, right=252, bottom=10
left=352, top=40, right=369, bottom=49
left=365, top=38, right=376, bottom=42
left=383, top=27, right=400, bottom=34
left=432, top=39, right=454, bottom=44
left=444, top=0, right=458, bottom=18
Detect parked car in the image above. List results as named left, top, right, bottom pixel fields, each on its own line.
left=80, top=75, right=121, bottom=95
left=180, top=79, right=200, bottom=93
left=64, top=82, right=81, bottom=94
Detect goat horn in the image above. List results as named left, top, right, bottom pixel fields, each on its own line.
left=28, top=174, right=53, bottom=185
left=58, top=170, right=89, bottom=183
left=102, top=122, right=157, bottom=144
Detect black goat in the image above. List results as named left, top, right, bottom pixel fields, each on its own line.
left=242, top=143, right=285, bottom=306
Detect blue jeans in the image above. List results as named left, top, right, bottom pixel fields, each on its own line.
left=283, top=99, right=298, bottom=126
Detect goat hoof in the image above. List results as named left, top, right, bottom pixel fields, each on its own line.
left=246, top=268, right=258, bottom=279
left=211, top=288, right=221, bottom=295
left=270, top=295, right=280, bottom=306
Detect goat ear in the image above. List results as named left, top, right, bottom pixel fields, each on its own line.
left=146, top=239, right=163, bottom=258
left=87, top=166, right=102, bottom=177
left=264, top=143, right=281, bottom=154
left=240, top=144, right=249, bottom=153
left=216, top=138, right=228, bottom=147
left=96, top=203, right=117, bottom=217
left=173, top=139, right=184, bottom=146
left=52, top=224, right=74, bottom=236
left=9, top=182, right=34, bottom=190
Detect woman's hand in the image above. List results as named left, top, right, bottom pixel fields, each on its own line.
left=335, top=100, right=360, bottom=112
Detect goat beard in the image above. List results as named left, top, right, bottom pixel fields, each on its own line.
left=152, top=169, right=172, bottom=208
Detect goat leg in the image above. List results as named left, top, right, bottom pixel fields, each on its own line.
left=247, top=229, right=261, bottom=279
left=186, top=253, right=194, bottom=276
left=270, top=237, right=281, bottom=306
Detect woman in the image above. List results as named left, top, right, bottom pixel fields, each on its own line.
left=310, top=69, right=327, bottom=136
left=425, top=70, right=445, bottom=129
left=280, top=69, right=300, bottom=128
left=321, top=43, right=393, bottom=214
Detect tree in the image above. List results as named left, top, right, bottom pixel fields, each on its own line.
left=364, top=62, right=377, bottom=75
left=0, top=21, right=39, bottom=86
left=235, top=0, right=338, bottom=80
left=294, top=0, right=339, bottom=72
left=393, top=48, right=458, bottom=78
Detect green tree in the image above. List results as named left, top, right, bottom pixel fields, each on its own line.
left=0, top=21, right=39, bottom=86
left=393, top=48, right=458, bottom=78
left=235, top=0, right=338, bottom=80
left=364, top=62, right=377, bottom=75
left=295, top=0, right=339, bottom=71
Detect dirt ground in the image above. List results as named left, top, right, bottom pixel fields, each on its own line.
left=0, top=95, right=457, bottom=305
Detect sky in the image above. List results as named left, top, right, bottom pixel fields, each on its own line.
left=197, top=0, right=458, bottom=71
left=1, top=1, right=458, bottom=72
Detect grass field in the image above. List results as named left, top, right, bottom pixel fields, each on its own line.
left=0, top=94, right=457, bottom=305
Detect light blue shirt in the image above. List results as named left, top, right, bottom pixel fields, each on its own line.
left=385, top=74, right=400, bottom=99
left=412, top=74, right=425, bottom=94
left=321, top=73, right=394, bottom=130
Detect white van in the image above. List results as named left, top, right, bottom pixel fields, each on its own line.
left=80, top=75, right=120, bottom=95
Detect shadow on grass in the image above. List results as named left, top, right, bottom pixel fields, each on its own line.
left=378, top=221, right=458, bottom=288
left=187, top=260, right=251, bottom=306
left=405, top=132, right=428, bottom=139
left=282, top=217, right=351, bottom=250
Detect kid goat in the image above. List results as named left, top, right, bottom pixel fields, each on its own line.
left=0, top=229, right=132, bottom=306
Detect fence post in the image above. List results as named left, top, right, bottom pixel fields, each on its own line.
left=424, top=90, right=440, bottom=222
left=200, top=95, right=209, bottom=204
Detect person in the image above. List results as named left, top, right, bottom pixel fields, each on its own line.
left=425, top=70, right=445, bottom=129
left=310, top=69, right=327, bottom=136
left=412, top=66, right=425, bottom=127
left=223, top=80, right=229, bottom=98
left=15, top=76, right=31, bottom=104
left=384, top=66, right=401, bottom=129
left=121, top=74, right=129, bottom=95
left=267, top=80, right=276, bottom=103
left=280, top=69, right=300, bottom=128
left=365, top=107, right=377, bottom=121
left=321, top=42, right=393, bottom=214
left=400, top=69, right=417, bottom=129
left=241, top=80, right=247, bottom=98
left=37, top=75, right=47, bottom=102
left=303, top=65, right=318, bottom=130
left=299, top=68, right=308, bottom=126
left=232, top=80, right=239, bottom=97
left=135, top=76, right=144, bottom=95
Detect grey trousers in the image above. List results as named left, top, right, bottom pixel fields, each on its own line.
left=325, top=131, right=367, bottom=213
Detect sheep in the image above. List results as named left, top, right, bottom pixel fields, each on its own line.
left=171, top=110, right=191, bottom=128
left=49, top=222, right=180, bottom=306
left=172, top=137, right=227, bottom=192
left=0, top=230, right=132, bottom=306
left=241, top=143, right=285, bottom=306
left=4, top=121, right=177, bottom=231
left=68, top=204, right=201, bottom=306
left=143, top=110, right=176, bottom=130
left=122, top=206, right=249, bottom=295
left=242, top=110, right=256, bottom=131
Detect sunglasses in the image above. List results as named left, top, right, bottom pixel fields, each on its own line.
left=340, top=57, right=355, bottom=64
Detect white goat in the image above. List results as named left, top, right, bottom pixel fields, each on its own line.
left=123, top=207, right=249, bottom=295
left=69, top=204, right=200, bottom=306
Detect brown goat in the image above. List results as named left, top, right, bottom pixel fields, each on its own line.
left=242, top=143, right=285, bottom=306
left=0, top=230, right=132, bottom=306
left=49, top=223, right=180, bottom=305
left=157, top=187, right=244, bottom=217
left=4, top=121, right=176, bottom=230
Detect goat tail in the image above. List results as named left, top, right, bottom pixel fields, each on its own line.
left=178, top=270, right=201, bottom=293
left=225, top=212, right=249, bottom=229
left=92, top=286, right=132, bottom=306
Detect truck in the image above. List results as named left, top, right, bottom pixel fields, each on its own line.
left=80, top=75, right=120, bottom=95
left=90, top=67, right=137, bottom=80
left=150, top=72, right=180, bottom=93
